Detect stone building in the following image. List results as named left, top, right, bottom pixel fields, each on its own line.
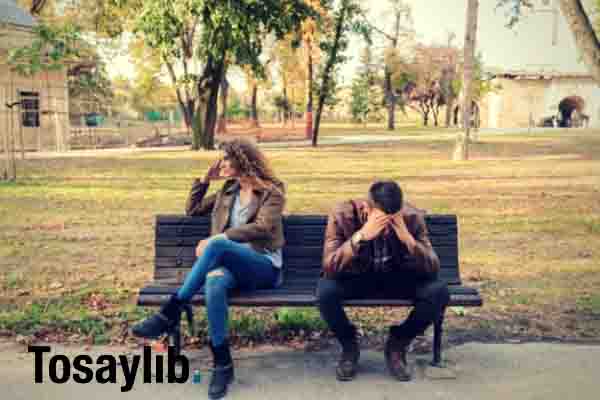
left=480, top=70, right=600, bottom=129
left=0, top=0, right=70, bottom=151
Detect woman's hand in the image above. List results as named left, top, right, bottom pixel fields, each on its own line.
left=202, top=159, right=224, bottom=183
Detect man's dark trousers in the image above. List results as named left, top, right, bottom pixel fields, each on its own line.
left=317, top=272, right=450, bottom=343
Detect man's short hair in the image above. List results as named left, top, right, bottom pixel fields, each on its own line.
left=368, top=181, right=403, bottom=214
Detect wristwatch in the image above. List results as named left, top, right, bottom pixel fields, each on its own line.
left=351, top=231, right=364, bottom=247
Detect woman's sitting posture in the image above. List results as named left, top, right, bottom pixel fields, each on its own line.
left=132, top=139, right=286, bottom=399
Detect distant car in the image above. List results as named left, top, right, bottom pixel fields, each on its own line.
left=85, top=112, right=104, bottom=127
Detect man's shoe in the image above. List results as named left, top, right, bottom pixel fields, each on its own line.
left=131, top=295, right=184, bottom=339
left=384, top=334, right=412, bottom=381
left=336, top=338, right=360, bottom=381
left=208, top=341, right=234, bottom=400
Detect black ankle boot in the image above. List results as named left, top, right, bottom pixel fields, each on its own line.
left=385, top=328, right=413, bottom=381
left=336, top=336, right=360, bottom=381
left=132, top=295, right=185, bottom=339
left=208, top=340, right=234, bottom=400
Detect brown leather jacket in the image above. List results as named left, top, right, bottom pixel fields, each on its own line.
left=321, top=199, right=440, bottom=279
left=185, top=179, right=286, bottom=253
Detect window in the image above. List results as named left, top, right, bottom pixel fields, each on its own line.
left=19, top=91, right=40, bottom=128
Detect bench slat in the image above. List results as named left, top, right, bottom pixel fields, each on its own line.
left=153, top=267, right=462, bottom=285
left=156, top=214, right=459, bottom=226
left=153, top=257, right=460, bottom=271
left=155, top=226, right=458, bottom=239
left=154, top=244, right=459, bottom=261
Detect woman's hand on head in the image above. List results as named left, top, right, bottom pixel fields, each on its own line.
left=203, top=159, right=224, bottom=183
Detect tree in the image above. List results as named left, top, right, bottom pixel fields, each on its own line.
left=403, top=44, right=453, bottom=127
left=350, top=77, right=369, bottom=124
left=273, top=93, right=291, bottom=123
left=272, top=34, right=306, bottom=127
left=120, top=0, right=314, bottom=150
left=225, top=89, right=248, bottom=120
left=499, top=0, right=600, bottom=84
left=123, top=0, right=209, bottom=149
left=363, top=0, right=414, bottom=130
left=69, top=61, right=114, bottom=119
left=244, top=68, right=261, bottom=128
left=300, top=0, right=328, bottom=138
left=243, top=61, right=275, bottom=128
left=453, top=0, right=479, bottom=161
left=312, top=0, right=368, bottom=146
left=350, top=46, right=383, bottom=124
left=28, top=0, right=48, bottom=15
left=438, top=33, right=460, bottom=128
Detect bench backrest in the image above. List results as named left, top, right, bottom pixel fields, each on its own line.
left=154, top=215, right=461, bottom=291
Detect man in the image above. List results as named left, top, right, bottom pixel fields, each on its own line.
left=317, top=181, right=449, bottom=381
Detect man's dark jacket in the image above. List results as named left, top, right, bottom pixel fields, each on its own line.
left=321, top=199, right=440, bottom=280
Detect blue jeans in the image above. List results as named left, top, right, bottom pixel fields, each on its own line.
left=176, top=238, right=277, bottom=346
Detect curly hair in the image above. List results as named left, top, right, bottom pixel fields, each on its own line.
left=219, top=138, right=282, bottom=192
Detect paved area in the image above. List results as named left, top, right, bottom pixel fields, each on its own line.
left=22, top=127, right=582, bottom=159
left=1, top=340, right=599, bottom=399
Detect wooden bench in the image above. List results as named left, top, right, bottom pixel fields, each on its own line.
left=138, top=214, right=482, bottom=365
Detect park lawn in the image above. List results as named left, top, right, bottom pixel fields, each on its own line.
left=1, top=129, right=599, bottom=345
left=319, top=123, right=461, bottom=137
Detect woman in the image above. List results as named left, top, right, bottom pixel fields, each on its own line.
left=132, top=138, right=285, bottom=400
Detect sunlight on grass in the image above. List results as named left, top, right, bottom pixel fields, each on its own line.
left=1, top=129, right=599, bottom=340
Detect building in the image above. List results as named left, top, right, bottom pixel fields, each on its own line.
left=480, top=69, right=600, bottom=129
left=0, top=0, right=70, bottom=151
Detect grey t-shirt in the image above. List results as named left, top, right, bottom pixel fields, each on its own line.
left=228, top=192, right=283, bottom=268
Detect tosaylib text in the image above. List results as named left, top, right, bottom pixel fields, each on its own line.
left=28, top=345, right=189, bottom=392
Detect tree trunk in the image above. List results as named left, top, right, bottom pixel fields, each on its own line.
left=192, top=94, right=207, bottom=151
left=165, top=58, right=195, bottom=136
left=250, top=84, right=260, bottom=128
left=313, top=1, right=348, bottom=147
left=453, top=0, right=479, bottom=161
left=305, top=42, right=314, bottom=139
left=384, top=10, right=401, bottom=131
left=432, top=101, right=440, bottom=127
left=559, top=0, right=600, bottom=84
left=282, top=86, right=289, bottom=127
left=445, top=97, right=455, bottom=127
left=385, top=68, right=396, bottom=130
left=217, top=75, right=229, bottom=134
left=203, top=68, right=224, bottom=150
left=195, top=54, right=226, bottom=150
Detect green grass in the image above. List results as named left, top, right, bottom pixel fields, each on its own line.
left=576, top=295, right=600, bottom=315
left=1, top=127, right=600, bottom=342
left=229, top=313, right=268, bottom=341
left=274, top=308, right=328, bottom=334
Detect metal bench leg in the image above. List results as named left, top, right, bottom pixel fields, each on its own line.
left=431, top=310, right=446, bottom=367
left=169, top=321, right=182, bottom=356
left=168, top=305, right=193, bottom=358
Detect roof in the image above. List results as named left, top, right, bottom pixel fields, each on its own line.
left=0, top=0, right=37, bottom=28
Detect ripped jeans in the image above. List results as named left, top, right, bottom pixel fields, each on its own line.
left=176, top=237, right=278, bottom=346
